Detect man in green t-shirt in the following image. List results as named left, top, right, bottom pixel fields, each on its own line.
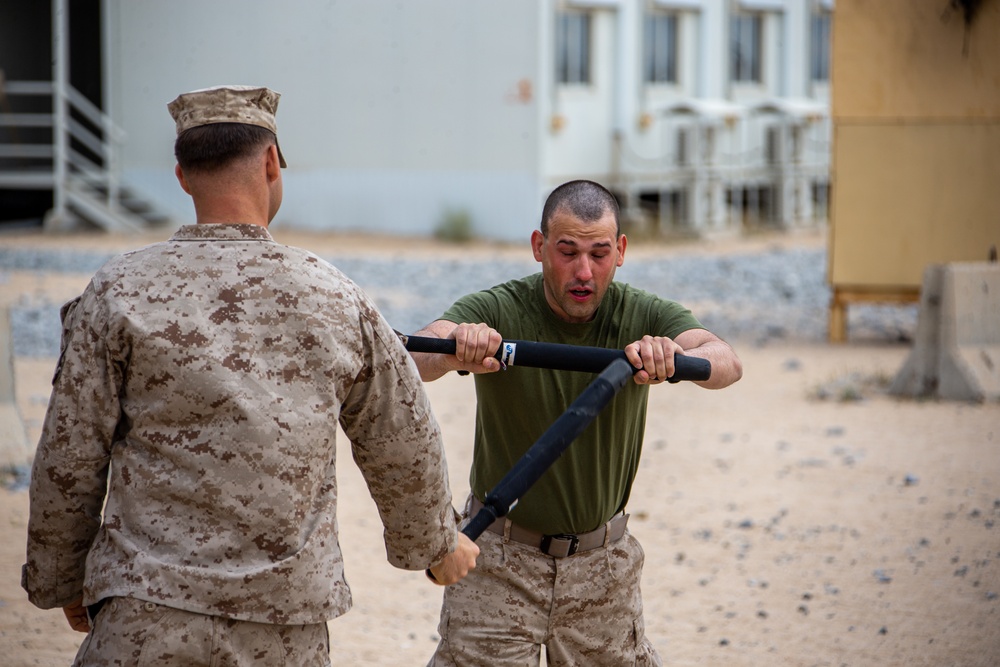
left=411, top=180, right=742, bottom=666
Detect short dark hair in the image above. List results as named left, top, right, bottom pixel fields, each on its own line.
left=174, top=122, right=276, bottom=173
left=540, top=180, right=621, bottom=237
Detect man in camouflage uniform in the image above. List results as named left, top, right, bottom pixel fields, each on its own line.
left=410, top=180, right=743, bottom=666
left=22, top=85, right=478, bottom=666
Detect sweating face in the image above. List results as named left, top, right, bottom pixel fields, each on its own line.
left=531, top=208, right=626, bottom=323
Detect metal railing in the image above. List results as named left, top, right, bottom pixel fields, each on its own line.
left=611, top=108, right=831, bottom=233
left=0, top=76, right=133, bottom=229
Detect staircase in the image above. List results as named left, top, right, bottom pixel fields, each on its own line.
left=0, top=77, right=171, bottom=233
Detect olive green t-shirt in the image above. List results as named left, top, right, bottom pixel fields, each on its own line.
left=442, top=273, right=702, bottom=535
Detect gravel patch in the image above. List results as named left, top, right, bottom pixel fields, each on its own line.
left=1, top=245, right=917, bottom=358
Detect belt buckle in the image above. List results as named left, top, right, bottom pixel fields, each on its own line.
left=541, top=533, right=579, bottom=558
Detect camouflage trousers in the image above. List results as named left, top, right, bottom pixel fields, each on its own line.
left=72, top=597, right=330, bottom=666
left=428, top=523, right=661, bottom=666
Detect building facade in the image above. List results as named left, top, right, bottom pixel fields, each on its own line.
left=544, top=0, right=832, bottom=237
left=0, top=0, right=832, bottom=241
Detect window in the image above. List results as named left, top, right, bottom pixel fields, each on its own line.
left=766, top=126, right=780, bottom=164
left=810, top=11, right=831, bottom=81
left=730, top=12, right=762, bottom=83
left=556, top=11, right=591, bottom=85
left=676, top=127, right=690, bottom=165
left=644, top=12, right=678, bottom=84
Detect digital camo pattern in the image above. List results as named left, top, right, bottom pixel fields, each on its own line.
left=72, top=597, right=330, bottom=667
left=167, top=86, right=288, bottom=167
left=167, top=85, right=280, bottom=136
left=23, top=223, right=457, bottom=625
left=429, top=527, right=661, bottom=666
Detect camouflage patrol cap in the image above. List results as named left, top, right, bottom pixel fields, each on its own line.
left=167, top=85, right=287, bottom=167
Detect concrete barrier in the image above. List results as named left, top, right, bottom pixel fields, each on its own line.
left=0, top=307, right=32, bottom=468
left=890, top=262, right=1000, bottom=401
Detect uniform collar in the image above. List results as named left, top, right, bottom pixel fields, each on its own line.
left=170, top=223, right=275, bottom=242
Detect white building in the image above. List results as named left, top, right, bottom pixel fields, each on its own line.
left=547, top=0, right=832, bottom=237
left=0, top=0, right=831, bottom=242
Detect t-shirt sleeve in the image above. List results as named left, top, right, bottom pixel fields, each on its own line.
left=440, top=288, right=502, bottom=328
left=648, top=292, right=704, bottom=340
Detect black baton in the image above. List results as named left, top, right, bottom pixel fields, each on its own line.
left=401, top=335, right=711, bottom=382
left=425, top=358, right=634, bottom=581
left=462, top=356, right=635, bottom=540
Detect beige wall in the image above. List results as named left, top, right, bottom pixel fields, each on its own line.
left=829, top=0, right=1000, bottom=289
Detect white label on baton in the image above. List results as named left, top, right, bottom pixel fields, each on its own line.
left=501, top=342, right=516, bottom=367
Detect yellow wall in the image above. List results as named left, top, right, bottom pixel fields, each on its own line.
left=830, top=0, right=1000, bottom=289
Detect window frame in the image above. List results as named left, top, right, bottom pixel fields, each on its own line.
left=810, top=9, right=831, bottom=82
left=643, top=10, right=680, bottom=85
left=730, top=11, right=763, bottom=84
left=556, top=10, right=593, bottom=86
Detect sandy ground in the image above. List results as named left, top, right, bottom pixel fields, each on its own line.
left=1, top=228, right=998, bottom=666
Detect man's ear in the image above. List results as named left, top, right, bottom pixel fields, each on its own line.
left=531, top=229, right=545, bottom=262
left=616, top=234, right=627, bottom=267
left=174, top=164, right=191, bottom=195
left=264, top=144, right=281, bottom=184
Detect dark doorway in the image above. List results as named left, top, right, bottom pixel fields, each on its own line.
left=0, top=0, right=103, bottom=226
left=69, top=0, right=104, bottom=110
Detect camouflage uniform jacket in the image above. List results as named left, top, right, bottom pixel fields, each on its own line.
left=22, top=223, right=457, bottom=624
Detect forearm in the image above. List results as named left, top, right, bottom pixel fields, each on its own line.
left=409, top=319, right=504, bottom=382
left=410, top=324, right=460, bottom=382
left=685, top=338, right=742, bottom=390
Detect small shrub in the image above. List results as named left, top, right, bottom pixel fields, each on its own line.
left=434, top=209, right=474, bottom=243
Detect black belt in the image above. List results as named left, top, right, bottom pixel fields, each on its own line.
left=469, top=496, right=628, bottom=558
